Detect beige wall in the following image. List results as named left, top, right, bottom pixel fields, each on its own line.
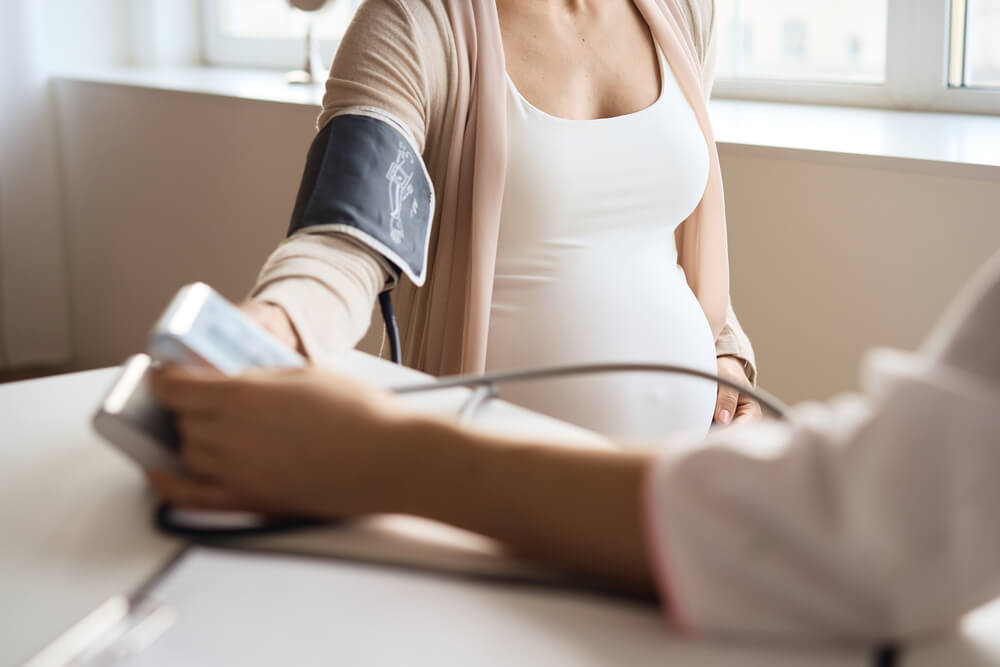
left=53, top=80, right=1000, bottom=403
left=53, top=81, right=319, bottom=371
left=721, top=147, right=1000, bottom=401
left=0, top=0, right=82, bottom=370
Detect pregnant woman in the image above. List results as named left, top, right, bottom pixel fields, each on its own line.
left=244, top=0, right=760, bottom=439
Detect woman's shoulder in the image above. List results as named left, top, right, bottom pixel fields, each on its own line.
left=351, top=0, right=449, bottom=35
left=672, top=0, right=716, bottom=62
left=318, top=0, right=454, bottom=146
left=344, top=0, right=453, bottom=70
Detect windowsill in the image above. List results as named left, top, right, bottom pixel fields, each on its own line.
left=51, top=66, right=326, bottom=108
left=710, top=98, right=1000, bottom=178
left=52, top=66, right=1000, bottom=179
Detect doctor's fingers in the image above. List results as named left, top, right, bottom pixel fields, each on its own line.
left=178, top=438, right=228, bottom=481
left=147, top=471, right=245, bottom=511
left=176, top=414, right=232, bottom=449
left=151, top=366, right=236, bottom=416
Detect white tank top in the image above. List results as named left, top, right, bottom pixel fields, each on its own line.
left=485, top=47, right=718, bottom=442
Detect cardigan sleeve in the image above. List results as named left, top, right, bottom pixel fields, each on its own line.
left=251, top=233, right=391, bottom=366
left=249, top=0, right=447, bottom=362
left=316, top=0, right=438, bottom=145
left=680, top=0, right=758, bottom=382
left=696, top=0, right=720, bottom=96
left=678, top=0, right=720, bottom=95
left=716, top=302, right=757, bottom=385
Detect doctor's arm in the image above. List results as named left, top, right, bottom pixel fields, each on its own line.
left=148, top=366, right=656, bottom=595
left=149, top=342, right=1000, bottom=643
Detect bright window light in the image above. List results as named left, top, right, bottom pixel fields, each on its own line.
left=952, top=0, right=1000, bottom=88
left=216, top=0, right=360, bottom=40
left=203, top=0, right=1000, bottom=114
left=715, top=0, right=888, bottom=83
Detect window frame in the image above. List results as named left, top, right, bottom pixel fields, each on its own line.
left=712, top=0, right=1000, bottom=114
left=201, top=0, right=1000, bottom=115
left=201, top=0, right=342, bottom=70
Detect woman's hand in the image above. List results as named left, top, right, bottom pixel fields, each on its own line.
left=239, top=300, right=305, bottom=355
left=714, top=355, right=762, bottom=425
left=148, top=366, right=411, bottom=518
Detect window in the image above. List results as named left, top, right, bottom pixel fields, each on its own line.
left=716, top=1, right=888, bottom=83
left=204, top=0, right=1000, bottom=115
left=215, top=0, right=358, bottom=40
left=951, top=0, right=1000, bottom=88
left=779, top=21, right=807, bottom=61
left=204, top=0, right=361, bottom=70
left=713, top=0, right=1000, bottom=114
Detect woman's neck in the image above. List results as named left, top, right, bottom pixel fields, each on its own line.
left=496, top=0, right=662, bottom=120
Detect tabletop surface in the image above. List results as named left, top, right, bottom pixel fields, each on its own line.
left=2, top=353, right=1000, bottom=666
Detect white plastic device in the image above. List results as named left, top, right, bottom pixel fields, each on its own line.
left=93, top=283, right=304, bottom=471
left=148, top=282, right=304, bottom=374
left=92, top=353, right=184, bottom=473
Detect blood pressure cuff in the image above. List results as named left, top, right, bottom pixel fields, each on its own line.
left=288, top=113, right=435, bottom=286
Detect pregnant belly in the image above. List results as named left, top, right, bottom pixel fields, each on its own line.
left=485, top=241, right=718, bottom=443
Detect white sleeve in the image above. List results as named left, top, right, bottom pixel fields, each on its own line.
left=645, top=350, right=1000, bottom=642
left=250, top=232, right=392, bottom=367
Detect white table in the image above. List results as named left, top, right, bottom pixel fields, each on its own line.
left=1, top=352, right=998, bottom=666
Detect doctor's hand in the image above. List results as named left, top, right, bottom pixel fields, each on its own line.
left=147, top=366, right=411, bottom=518
left=239, top=300, right=306, bottom=356
left=714, top=355, right=762, bottom=425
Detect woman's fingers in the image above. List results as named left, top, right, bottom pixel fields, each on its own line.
left=715, top=356, right=765, bottom=425
left=715, top=383, right=739, bottom=425
left=732, top=394, right=763, bottom=423
left=715, top=356, right=745, bottom=425
left=151, top=366, right=233, bottom=416
left=174, top=414, right=242, bottom=481
left=176, top=414, right=230, bottom=450
left=147, top=471, right=243, bottom=511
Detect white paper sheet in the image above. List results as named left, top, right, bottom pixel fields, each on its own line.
left=124, top=547, right=868, bottom=667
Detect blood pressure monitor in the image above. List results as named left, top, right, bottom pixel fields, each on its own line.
left=93, top=353, right=183, bottom=473
left=93, top=283, right=304, bottom=471
left=148, top=282, right=304, bottom=373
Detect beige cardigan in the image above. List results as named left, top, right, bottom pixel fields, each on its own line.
left=254, top=0, right=757, bottom=382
